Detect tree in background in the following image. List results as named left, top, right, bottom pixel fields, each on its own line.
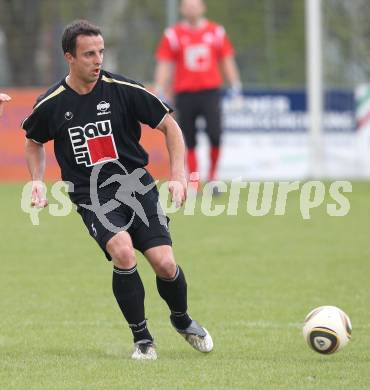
left=0, top=0, right=42, bottom=86
left=0, top=0, right=105, bottom=86
left=205, top=0, right=305, bottom=87
left=323, top=0, right=370, bottom=87
left=1, top=0, right=370, bottom=88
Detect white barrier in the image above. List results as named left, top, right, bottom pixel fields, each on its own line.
left=196, top=92, right=363, bottom=180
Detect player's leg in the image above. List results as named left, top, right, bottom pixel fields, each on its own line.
left=201, top=89, right=222, bottom=182
left=130, top=175, right=213, bottom=353
left=76, top=206, right=156, bottom=359
left=129, top=209, right=189, bottom=329
left=175, top=92, right=199, bottom=178
left=144, top=245, right=191, bottom=329
left=106, top=232, right=153, bottom=340
left=143, top=245, right=213, bottom=353
left=106, top=232, right=156, bottom=360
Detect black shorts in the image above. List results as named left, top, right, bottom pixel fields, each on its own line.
left=175, top=88, right=222, bottom=149
left=76, top=171, right=172, bottom=260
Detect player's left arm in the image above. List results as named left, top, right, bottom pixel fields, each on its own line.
left=220, top=55, right=244, bottom=110
left=156, top=114, right=187, bottom=208
left=154, top=60, right=173, bottom=99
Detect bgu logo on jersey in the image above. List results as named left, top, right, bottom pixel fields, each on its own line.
left=68, top=120, right=118, bottom=167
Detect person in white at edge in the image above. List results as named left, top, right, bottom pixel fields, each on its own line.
left=0, top=93, right=11, bottom=117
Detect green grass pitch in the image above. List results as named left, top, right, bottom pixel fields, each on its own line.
left=1, top=182, right=370, bottom=390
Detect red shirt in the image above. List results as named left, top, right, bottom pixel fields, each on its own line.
left=156, top=20, right=234, bottom=93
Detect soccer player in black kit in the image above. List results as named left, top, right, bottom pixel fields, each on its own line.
left=22, top=20, right=213, bottom=360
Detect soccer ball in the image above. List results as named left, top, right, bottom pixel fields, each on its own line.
left=302, top=306, right=352, bottom=354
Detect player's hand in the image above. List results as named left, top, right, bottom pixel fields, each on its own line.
left=168, top=173, right=187, bottom=208
left=227, top=83, right=244, bottom=112
left=0, top=93, right=11, bottom=117
left=31, top=180, right=48, bottom=208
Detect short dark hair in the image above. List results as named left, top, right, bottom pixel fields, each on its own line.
left=62, top=20, right=102, bottom=56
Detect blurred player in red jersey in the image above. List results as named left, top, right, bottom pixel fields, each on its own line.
left=154, top=0, right=242, bottom=191
left=0, top=93, right=11, bottom=117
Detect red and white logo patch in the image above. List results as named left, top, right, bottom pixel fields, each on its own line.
left=184, top=44, right=211, bottom=71
left=68, top=120, right=118, bottom=167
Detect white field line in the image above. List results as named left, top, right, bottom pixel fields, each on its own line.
left=2, top=320, right=367, bottom=330
left=3, top=319, right=299, bottom=328
left=0, top=320, right=323, bottom=329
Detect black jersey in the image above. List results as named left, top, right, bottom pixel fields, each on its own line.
left=22, top=70, right=171, bottom=204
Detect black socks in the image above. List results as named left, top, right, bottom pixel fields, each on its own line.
left=112, top=265, right=153, bottom=342
left=112, top=264, right=192, bottom=341
left=156, top=266, right=192, bottom=330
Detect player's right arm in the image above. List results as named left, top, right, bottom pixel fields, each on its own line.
left=153, top=60, right=173, bottom=97
left=22, top=98, right=53, bottom=209
left=154, top=29, right=177, bottom=98
left=25, top=139, right=48, bottom=208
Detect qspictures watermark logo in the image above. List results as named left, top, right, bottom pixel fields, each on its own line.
left=20, top=161, right=352, bottom=230
left=79, top=160, right=157, bottom=233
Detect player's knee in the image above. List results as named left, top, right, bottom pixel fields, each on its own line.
left=111, top=244, right=136, bottom=268
left=155, top=256, right=177, bottom=279
left=107, top=237, right=136, bottom=269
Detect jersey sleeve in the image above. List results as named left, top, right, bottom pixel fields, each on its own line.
left=215, top=25, right=235, bottom=58
left=131, top=85, right=173, bottom=128
left=155, top=29, right=178, bottom=61
left=21, top=102, right=53, bottom=144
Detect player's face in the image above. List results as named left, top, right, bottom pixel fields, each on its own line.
left=181, top=0, right=205, bottom=22
left=67, top=34, right=104, bottom=84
